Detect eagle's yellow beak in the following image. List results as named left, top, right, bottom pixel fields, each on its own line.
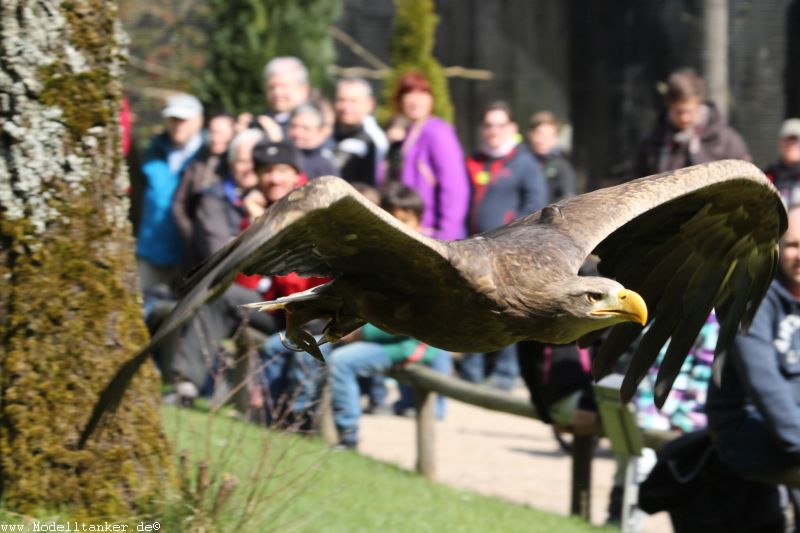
left=590, top=288, right=648, bottom=325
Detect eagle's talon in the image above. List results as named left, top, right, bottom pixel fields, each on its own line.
left=281, top=330, right=327, bottom=363
left=279, top=332, right=305, bottom=352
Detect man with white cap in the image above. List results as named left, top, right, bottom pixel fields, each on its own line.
left=765, top=118, right=800, bottom=205
left=136, top=92, right=204, bottom=292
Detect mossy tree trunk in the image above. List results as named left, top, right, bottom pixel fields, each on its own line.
left=0, top=0, right=171, bottom=515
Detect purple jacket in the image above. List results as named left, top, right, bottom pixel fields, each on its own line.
left=381, top=116, right=469, bottom=240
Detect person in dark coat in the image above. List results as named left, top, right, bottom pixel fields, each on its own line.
left=287, top=102, right=338, bottom=180
left=332, top=77, right=384, bottom=185
left=172, top=112, right=235, bottom=271
left=187, top=128, right=264, bottom=265
left=466, top=101, right=548, bottom=235
left=171, top=141, right=310, bottom=400
left=635, top=68, right=749, bottom=178
left=461, top=101, right=548, bottom=390
left=705, top=205, right=800, bottom=530
left=527, top=110, right=577, bottom=202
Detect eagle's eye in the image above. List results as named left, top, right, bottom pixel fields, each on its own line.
left=585, top=292, right=604, bottom=304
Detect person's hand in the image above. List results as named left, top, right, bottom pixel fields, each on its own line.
left=256, top=114, right=283, bottom=142
left=249, top=384, right=264, bottom=409
left=235, top=112, right=253, bottom=133
left=243, top=189, right=267, bottom=219
left=570, top=409, right=598, bottom=437
left=338, top=328, right=363, bottom=344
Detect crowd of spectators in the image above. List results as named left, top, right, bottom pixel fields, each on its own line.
left=130, top=56, right=562, bottom=420
left=129, top=56, right=800, bottom=529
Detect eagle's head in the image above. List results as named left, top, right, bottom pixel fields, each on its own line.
left=541, top=276, right=648, bottom=343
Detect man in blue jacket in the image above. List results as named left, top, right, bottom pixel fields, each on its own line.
left=136, top=93, right=204, bottom=291
left=707, top=205, right=800, bottom=517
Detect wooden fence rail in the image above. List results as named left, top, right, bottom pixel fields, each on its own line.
left=315, top=362, right=680, bottom=521
left=395, top=364, right=679, bottom=520
left=377, top=364, right=800, bottom=515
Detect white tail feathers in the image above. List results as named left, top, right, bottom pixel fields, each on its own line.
left=239, top=284, right=335, bottom=313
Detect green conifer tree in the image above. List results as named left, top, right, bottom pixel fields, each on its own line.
left=265, top=0, right=340, bottom=93
left=196, top=0, right=271, bottom=114
left=197, top=0, right=340, bottom=115
left=382, top=0, right=453, bottom=122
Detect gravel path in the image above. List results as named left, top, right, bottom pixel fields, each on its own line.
left=357, top=383, right=672, bottom=532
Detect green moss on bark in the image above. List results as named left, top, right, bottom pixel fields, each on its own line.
left=40, top=65, right=115, bottom=141
left=62, top=0, right=117, bottom=57
left=1, top=202, right=172, bottom=515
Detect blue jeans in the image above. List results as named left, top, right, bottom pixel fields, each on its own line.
left=329, top=342, right=394, bottom=444
left=395, top=350, right=450, bottom=419
left=459, top=344, right=518, bottom=388
left=358, top=375, right=388, bottom=407
left=261, top=332, right=331, bottom=424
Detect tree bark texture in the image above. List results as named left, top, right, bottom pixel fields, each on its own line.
left=0, top=0, right=171, bottom=515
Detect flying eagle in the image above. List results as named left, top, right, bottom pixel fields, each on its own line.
left=79, top=159, right=785, bottom=446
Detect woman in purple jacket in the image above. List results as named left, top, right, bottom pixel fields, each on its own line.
left=380, top=72, right=469, bottom=240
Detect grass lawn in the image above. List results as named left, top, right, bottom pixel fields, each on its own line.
left=0, top=406, right=610, bottom=532
left=160, top=405, right=610, bottom=532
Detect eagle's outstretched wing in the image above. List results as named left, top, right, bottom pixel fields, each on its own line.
left=514, top=160, right=786, bottom=405
left=79, top=176, right=467, bottom=447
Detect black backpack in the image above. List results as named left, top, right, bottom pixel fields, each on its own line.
left=517, top=340, right=594, bottom=424
left=639, top=430, right=784, bottom=532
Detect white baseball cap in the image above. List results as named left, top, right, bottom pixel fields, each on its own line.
left=779, top=118, right=800, bottom=139
left=162, top=93, right=203, bottom=120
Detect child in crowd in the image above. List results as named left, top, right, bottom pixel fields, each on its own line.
left=328, top=181, right=451, bottom=448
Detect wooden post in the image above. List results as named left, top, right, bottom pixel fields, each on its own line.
left=570, top=434, right=594, bottom=520
left=318, top=371, right=338, bottom=445
left=230, top=335, right=257, bottom=415
left=704, top=0, right=729, bottom=117
left=414, top=386, right=436, bottom=479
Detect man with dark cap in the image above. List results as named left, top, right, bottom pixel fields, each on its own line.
left=240, top=140, right=328, bottom=316
left=242, top=139, right=308, bottom=219
left=170, top=140, right=327, bottom=407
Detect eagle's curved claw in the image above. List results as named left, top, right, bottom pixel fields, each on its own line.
left=279, top=332, right=305, bottom=352
left=281, top=330, right=327, bottom=363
